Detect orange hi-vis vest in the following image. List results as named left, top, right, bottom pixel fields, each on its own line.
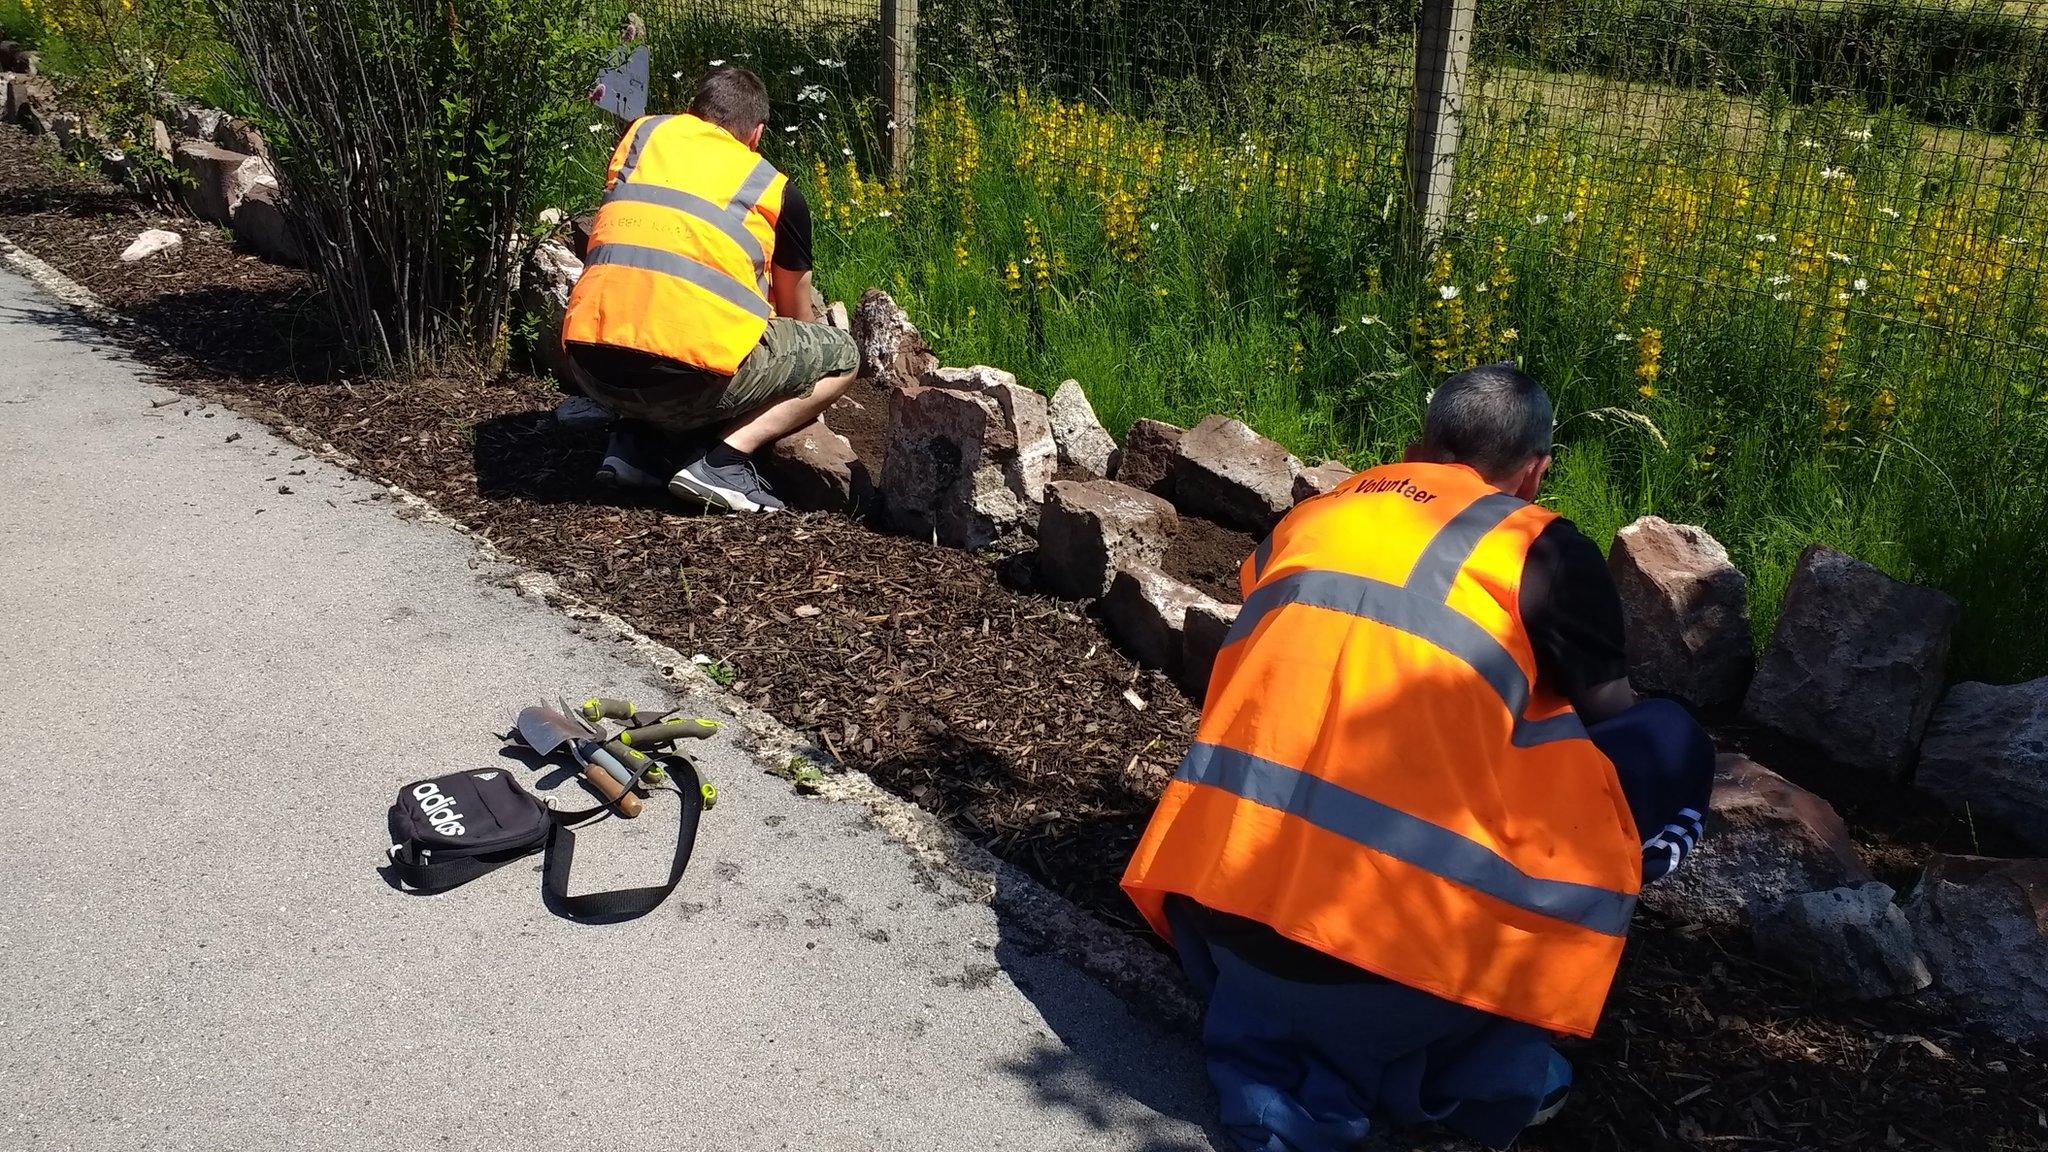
left=1122, top=461, right=1643, bottom=1038
left=562, top=113, right=788, bottom=375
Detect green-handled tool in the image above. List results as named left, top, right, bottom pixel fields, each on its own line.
left=618, top=717, right=720, bottom=748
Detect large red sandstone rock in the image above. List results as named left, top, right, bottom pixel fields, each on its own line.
left=1741, top=545, right=1957, bottom=779
left=852, top=289, right=937, bottom=390
left=1102, top=565, right=1229, bottom=676
left=1037, top=480, right=1178, bottom=600
left=1608, top=516, right=1752, bottom=711
left=1640, top=753, right=1872, bottom=928
left=1172, top=415, right=1302, bottom=533
left=1917, top=676, right=2048, bottom=853
left=1292, top=460, right=1353, bottom=503
left=1113, top=418, right=1183, bottom=499
left=880, top=371, right=1053, bottom=548
left=765, top=419, right=871, bottom=513
left=1179, top=600, right=1241, bottom=699
left=1906, top=855, right=2048, bottom=1044
left=1049, top=380, right=1119, bottom=479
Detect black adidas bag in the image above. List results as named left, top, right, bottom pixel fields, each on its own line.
left=387, top=760, right=701, bottom=921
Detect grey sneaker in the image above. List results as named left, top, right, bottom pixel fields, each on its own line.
left=668, top=450, right=786, bottom=513
left=595, top=425, right=667, bottom=490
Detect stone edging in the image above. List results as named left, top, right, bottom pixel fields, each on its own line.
left=0, top=229, right=1202, bottom=1038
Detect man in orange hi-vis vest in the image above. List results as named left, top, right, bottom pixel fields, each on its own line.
left=1123, top=364, right=1713, bottom=1150
left=563, top=67, right=859, bottom=512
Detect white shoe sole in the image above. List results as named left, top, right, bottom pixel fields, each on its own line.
left=668, top=467, right=777, bottom=513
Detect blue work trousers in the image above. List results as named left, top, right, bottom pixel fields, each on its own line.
left=1171, top=698, right=1714, bottom=1151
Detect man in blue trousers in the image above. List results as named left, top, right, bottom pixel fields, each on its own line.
left=1124, top=364, right=1714, bottom=1150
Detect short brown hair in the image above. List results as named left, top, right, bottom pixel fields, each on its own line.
left=691, top=67, right=771, bottom=137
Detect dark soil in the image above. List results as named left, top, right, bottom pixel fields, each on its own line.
left=3, top=123, right=2041, bottom=1151
left=1164, top=514, right=1255, bottom=604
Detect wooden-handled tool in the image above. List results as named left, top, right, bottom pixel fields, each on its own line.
left=578, top=760, right=643, bottom=818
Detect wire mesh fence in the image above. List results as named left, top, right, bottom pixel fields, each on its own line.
left=644, top=0, right=2048, bottom=678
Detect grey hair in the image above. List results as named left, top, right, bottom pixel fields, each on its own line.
left=1420, top=363, right=1555, bottom=479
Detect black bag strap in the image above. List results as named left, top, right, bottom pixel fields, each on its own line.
left=540, top=753, right=704, bottom=922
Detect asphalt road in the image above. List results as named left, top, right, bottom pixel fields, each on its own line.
left=0, top=266, right=1216, bottom=1151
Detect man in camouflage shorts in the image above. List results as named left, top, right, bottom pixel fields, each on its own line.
left=562, top=67, right=860, bottom=513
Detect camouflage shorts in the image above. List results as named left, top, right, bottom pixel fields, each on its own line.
left=581, top=319, right=858, bottom=435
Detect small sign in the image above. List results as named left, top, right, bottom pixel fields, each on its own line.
left=591, top=43, right=650, bottom=122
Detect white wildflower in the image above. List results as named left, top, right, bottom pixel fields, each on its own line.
left=817, top=58, right=844, bottom=68
left=797, top=84, right=828, bottom=103
left=1331, top=325, right=1348, bottom=336
left=1360, top=315, right=1381, bottom=326
left=1880, top=206, right=1902, bottom=219
left=1820, top=166, right=1848, bottom=181
left=1798, top=137, right=1823, bottom=150
left=784, top=125, right=799, bottom=134
left=1531, top=213, right=1549, bottom=225
left=876, top=209, right=892, bottom=218
left=1829, top=251, right=1853, bottom=264
left=671, top=70, right=684, bottom=80
left=1766, top=273, right=1792, bottom=286
left=1774, top=291, right=1793, bottom=301
left=1438, top=284, right=1460, bottom=300
left=886, top=119, right=897, bottom=131
left=841, top=147, right=854, bottom=157
left=1755, top=232, right=1777, bottom=243
left=789, top=65, right=804, bottom=75
left=709, top=59, right=725, bottom=66
left=1843, top=127, right=1873, bottom=142
left=1853, top=278, right=1869, bottom=292
left=1613, top=332, right=1632, bottom=343
left=1562, top=210, right=1578, bottom=224
left=1838, top=292, right=1853, bottom=302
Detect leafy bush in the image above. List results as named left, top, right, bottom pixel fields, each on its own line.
left=211, top=0, right=625, bottom=371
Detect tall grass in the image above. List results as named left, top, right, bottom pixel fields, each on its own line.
left=702, top=51, right=2048, bottom=681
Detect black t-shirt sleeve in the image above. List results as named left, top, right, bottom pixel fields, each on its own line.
left=772, top=184, right=814, bottom=273
left=1520, top=518, right=1630, bottom=703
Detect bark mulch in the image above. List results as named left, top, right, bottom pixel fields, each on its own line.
left=3, top=123, right=2041, bottom=1151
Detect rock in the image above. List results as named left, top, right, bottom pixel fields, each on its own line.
left=1036, top=480, right=1179, bottom=600
left=1179, top=600, right=1241, bottom=698
left=1048, top=380, right=1119, bottom=478
left=120, top=229, right=184, bottom=262
left=1173, top=415, right=1303, bottom=532
left=171, top=102, right=228, bottom=143
left=852, top=289, right=937, bottom=390
left=147, top=117, right=173, bottom=158
left=1905, top=855, right=2048, bottom=1044
left=764, top=419, right=870, bottom=513
left=1640, top=753, right=1872, bottom=928
left=212, top=115, right=265, bottom=156
left=1114, top=418, right=1184, bottom=499
left=1917, top=677, right=2048, bottom=852
left=881, top=384, right=1034, bottom=548
left=826, top=301, right=849, bottom=331
left=0, top=41, right=32, bottom=73
left=1752, top=883, right=1931, bottom=1001
left=918, top=367, right=1055, bottom=506
left=229, top=179, right=301, bottom=264
left=173, top=142, right=259, bottom=225
left=3, top=73, right=53, bottom=126
left=519, top=237, right=583, bottom=379
left=1102, top=565, right=1229, bottom=675
left=553, top=396, right=615, bottom=431
left=45, top=110, right=88, bottom=153
left=1292, top=460, right=1353, bottom=502
left=1741, top=545, right=1957, bottom=780
left=1608, top=516, right=1753, bottom=711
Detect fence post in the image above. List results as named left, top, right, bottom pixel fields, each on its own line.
left=1404, top=0, right=1477, bottom=255
left=879, top=0, right=918, bottom=176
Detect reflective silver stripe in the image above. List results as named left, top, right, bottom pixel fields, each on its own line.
left=1226, top=569, right=1589, bottom=748
left=601, top=183, right=768, bottom=281
left=1405, top=492, right=1524, bottom=601
left=1177, top=742, right=1635, bottom=936
left=1252, top=535, right=1274, bottom=582
left=727, top=159, right=779, bottom=219
left=615, top=114, right=674, bottom=182
left=583, top=243, right=772, bottom=320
